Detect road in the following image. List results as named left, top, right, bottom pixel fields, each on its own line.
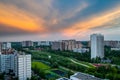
left=69, top=59, right=90, bottom=68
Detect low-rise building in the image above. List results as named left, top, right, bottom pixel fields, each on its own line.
left=73, top=48, right=89, bottom=53
left=37, top=41, right=51, bottom=46
left=111, top=48, right=120, bottom=51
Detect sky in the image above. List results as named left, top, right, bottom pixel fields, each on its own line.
left=0, top=0, right=120, bottom=41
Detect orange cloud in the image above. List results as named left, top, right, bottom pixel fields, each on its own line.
left=63, top=6, right=120, bottom=37
left=0, top=3, right=45, bottom=32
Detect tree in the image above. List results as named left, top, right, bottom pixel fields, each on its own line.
left=0, top=73, right=4, bottom=80
left=105, top=73, right=113, bottom=80
left=67, top=70, right=73, bottom=78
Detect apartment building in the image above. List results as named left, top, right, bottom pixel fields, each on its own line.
left=15, top=53, right=31, bottom=80
left=0, top=51, right=31, bottom=80
left=90, top=34, right=104, bottom=59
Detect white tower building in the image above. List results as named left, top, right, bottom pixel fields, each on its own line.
left=15, top=53, right=31, bottom=80
left=90, top=34, right=104, bottom=59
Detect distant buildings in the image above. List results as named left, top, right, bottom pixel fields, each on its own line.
left=104, top=41, right=120, bottom=48
left=37, top=41, right=51, bottom=46
left=51, top=40, right=89, bottom=52
left=22, top=41, right=33, bottom=47
left=62, top=40, right=76, bottom=51
left=90, top=34, right=104, bottom=59
left=1, top=42, right=11, bottom=50
left=51, top=41, right=64, bottom=51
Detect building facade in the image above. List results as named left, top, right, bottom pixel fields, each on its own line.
left=62, top=40, right=76, bottom=51
left=90, top=34, right=104, bottom=59
left=51, top=41, right=65, bottom=51
left=0, top=54, right=15, bottom=73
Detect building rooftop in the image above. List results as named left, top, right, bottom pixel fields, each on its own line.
left=56, top=77, right=71, bottom=80
left=71, top=72, right=103, bottom=80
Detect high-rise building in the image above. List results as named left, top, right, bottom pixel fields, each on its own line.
left=0, top=50, right=31, bottom=80
left=15, top=53, right=31, bottom=80
left=90, top=34, right=104, bottom=59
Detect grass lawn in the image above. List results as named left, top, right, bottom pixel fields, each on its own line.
left=32, top=61, right=51, bottom=70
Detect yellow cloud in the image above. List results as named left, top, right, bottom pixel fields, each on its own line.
left=63, top=7, right=120, bottom=37
left=0, top=3, right=45, bottom=32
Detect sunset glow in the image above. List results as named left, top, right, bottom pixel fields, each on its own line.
left=0, top=0, right=120, bottom=41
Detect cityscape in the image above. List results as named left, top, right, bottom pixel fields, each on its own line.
left=1, top=34, right=120, bottom=80
left=1, top=0, right=120, bottom=80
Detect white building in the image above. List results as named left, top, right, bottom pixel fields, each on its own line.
left=15, top=53, right=31, bottom=80
left=37, top=41, right=51, bottom=46
left=111, top=48, right=120, bottom=51
left=73, top=48, right=89, bottom=53
left=90, top=34, right=104, bottom=59
left=0, top=51, right=31, bottom=80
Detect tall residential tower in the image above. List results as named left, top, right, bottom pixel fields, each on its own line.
left=90, top=34, right=104, bottom=59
